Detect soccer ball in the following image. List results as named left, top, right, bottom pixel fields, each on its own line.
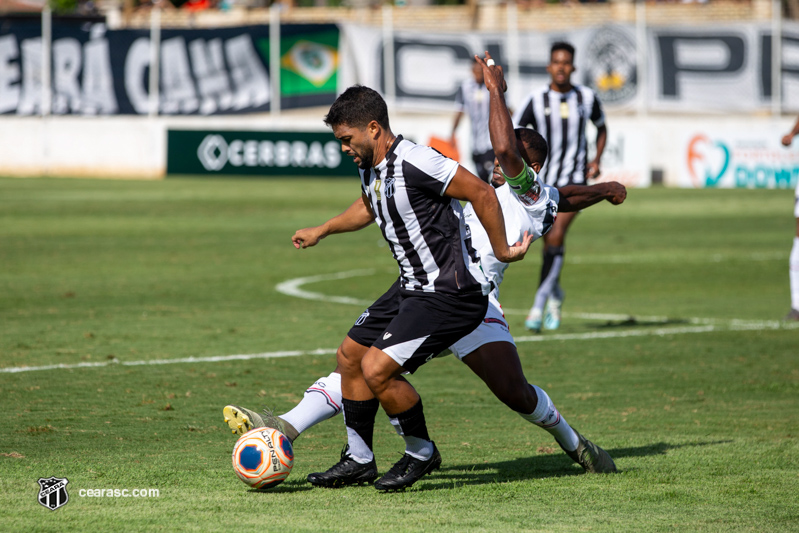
left=231, top=427, right=294, bottom=489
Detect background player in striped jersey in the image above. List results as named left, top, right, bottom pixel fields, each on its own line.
left=451, top=58, right=494, bottom=182
left=514, top=42, right=608, bottom=333
left=780, top=116, right=799, bottom=321
left=224, top=67, right=625, bottom=481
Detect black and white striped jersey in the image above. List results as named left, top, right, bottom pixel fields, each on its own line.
left=513, top=85, right=605, bottom=187
left=360, top=136, right=491, bottom=296
left=455, top=78, right=492, bottom=155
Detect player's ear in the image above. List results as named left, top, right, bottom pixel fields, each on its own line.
left=367, top=120, right=381, bottom=139
left=532, top=162, right=542, bottom=173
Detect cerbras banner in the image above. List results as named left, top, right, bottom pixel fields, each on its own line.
left=0, top=18, right=339, bottom=115
left=167, top=129, right=352, bottom=177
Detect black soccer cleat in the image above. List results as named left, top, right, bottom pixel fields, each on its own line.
left=374, top=442, right=442, bottom=492
left=307, top=445, right=378, bottom=488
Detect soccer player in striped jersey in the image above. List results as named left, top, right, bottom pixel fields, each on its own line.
left=514, top=42, right=608, bottom=333
left=451, top=58, right=494, bottom=182
left=780, top=116, right=799, bottom=321
left=265, top=85, right=531, bottom=492
left=224, top=71, right=625, bottom=481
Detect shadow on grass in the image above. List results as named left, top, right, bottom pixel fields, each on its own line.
left=244, top=440, right=733, bottom=494
left=247, top=479, right=315, bottom=494
left=414, top=439, right=733, bottom=490
left=590, top=317, right=692, bottom=329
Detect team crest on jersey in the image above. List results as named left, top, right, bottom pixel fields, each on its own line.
left=38, top=477, right=69, bottom=511
left=383, top=177, right=396, bottom=199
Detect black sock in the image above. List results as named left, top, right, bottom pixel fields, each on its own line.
left=342, top=398, right=380, bottom=450
left=389, top=399, right=430, bottom=442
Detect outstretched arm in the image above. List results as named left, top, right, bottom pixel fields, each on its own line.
left=557, top=181, right=627, bottom=213
left=292, top=195, right=374, bottom=249
left=782, top=116, right=799, bottom=147
left=474, top=52, right=525, bottom=179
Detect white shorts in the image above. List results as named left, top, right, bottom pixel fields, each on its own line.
left=448, top=293, right=515, bottom=360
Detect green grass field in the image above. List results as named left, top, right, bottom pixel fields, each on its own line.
left=1, top=177, right=798, bottom=532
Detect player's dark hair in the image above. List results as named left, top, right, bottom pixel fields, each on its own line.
left=550, top=41, right=575, bottom=62
left=515, top=127, right=548, bottom=167
left=324, top=85, right=390, bottom=130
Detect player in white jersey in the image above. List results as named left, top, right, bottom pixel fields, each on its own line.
left=780, top=116, right=799, bottom=321
left=514, top=42, right=608, bottom=333
left=451, top=58, right=494, bottom=182
left=224, top=67, right=625, bottom=479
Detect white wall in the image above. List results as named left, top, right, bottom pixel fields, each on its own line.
left=1, top=112, right=797, bottom=187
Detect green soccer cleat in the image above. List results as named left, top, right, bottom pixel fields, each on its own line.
left=223, top=405, right=265, bottom=436
left=223, top=404, right=299, bottom=442
left=559, top=430, right=617, bottom=474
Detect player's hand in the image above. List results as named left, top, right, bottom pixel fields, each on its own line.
left=604, top=181, right=627, bottom=205
left=782, top=134, right=794, bottom=147
left=292, top=226, right=326, bottom=249
left=586, top=160, right=601, bottom=180
left=475, top=52, right=507, bottom=94
left=502, top=231, right=534, bottom=263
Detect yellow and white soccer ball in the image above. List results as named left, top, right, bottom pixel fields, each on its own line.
left=231, top=427, right=294, bottom=489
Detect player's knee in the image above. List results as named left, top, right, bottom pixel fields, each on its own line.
left=360, top=359, right=388, bottom=395
left=336, top=343, right=363, bottom=376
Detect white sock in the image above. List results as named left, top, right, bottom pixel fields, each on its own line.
left=518, top=385, right=579, bottom=452
left=389, top=417, right=434, bottom=461
left=280, top=372, right=342, bottom=436
left=791, top=237, right=799, bottom=310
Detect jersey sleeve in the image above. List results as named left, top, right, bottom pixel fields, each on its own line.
left=513, top=94, right=537, bottom=130
left=590, top=94, right=605, bottom=128
left=403, top=144, right=460, bottom=196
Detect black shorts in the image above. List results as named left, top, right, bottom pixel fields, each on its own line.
left=348, top=280, right=488, bottom=373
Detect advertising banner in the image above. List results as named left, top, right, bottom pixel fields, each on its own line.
left=678, top=127, right=799, bottom=189
left=339, top=22, right=799, bottom=114
left=167, top=129, right=352, bottom=177
left=0, top=19, right=339, bottom=115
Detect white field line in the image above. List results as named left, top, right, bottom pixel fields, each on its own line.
left=568, top=251, right=787, bottom=265
left=4, top=321, right=797, bottom=374
left=0, top=349, right=338, bottom=374
left=6, top=267, right=797, bottom=374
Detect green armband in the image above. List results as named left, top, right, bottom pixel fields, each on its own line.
left=502, top=162, right=536, bottom=195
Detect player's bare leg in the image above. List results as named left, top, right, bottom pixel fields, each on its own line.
left=462, top=341, right=616, bottom=473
